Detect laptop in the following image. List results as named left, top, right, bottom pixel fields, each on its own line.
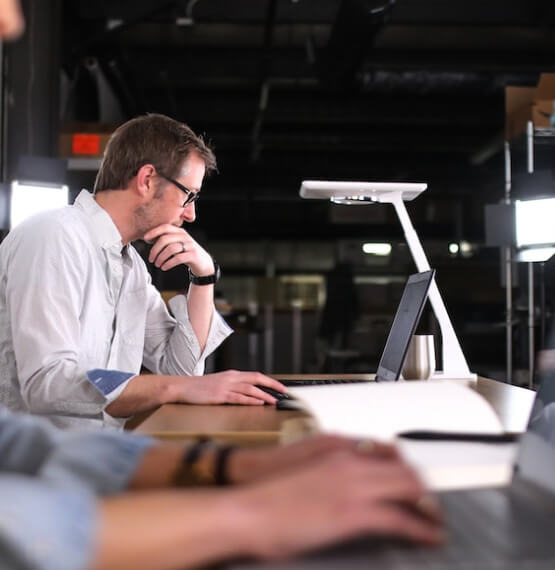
left=278, top=269, right=435, bottom=389
left=230, top=370, right=555, bottom=569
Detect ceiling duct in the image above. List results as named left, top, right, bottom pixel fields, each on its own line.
left=320, top=0, right=396, bottom=90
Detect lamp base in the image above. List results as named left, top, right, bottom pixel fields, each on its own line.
left=430, top=371, right=478, bottom=383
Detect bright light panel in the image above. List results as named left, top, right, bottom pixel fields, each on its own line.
left=362, top=242, right=392, bottom=256
left=515, top=198, right=555, bottom=247
left=10, top=181, right=69, bottom=229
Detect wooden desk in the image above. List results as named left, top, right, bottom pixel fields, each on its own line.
left=133, top=376, right=536, bottom=444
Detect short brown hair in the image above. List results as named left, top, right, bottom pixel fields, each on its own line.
left=93, top=113, right=217, bottom=192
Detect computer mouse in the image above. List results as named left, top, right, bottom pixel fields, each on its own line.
left=254, top=385, right=291, bottom=401
left=276, top=398, right=303, bottom=411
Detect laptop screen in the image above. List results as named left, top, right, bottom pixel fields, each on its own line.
left=515, top=358, right=555, bottom=494
left=375, top=270, right=434, bottom=382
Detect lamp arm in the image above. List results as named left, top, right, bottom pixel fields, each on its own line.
left=389, top=193, right=474, bottom=379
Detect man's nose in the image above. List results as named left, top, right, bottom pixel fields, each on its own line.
left=181, top=203, right=196, bottom=222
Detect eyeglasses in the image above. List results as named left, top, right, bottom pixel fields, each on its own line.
left=158, top=172, right=199, bottom=207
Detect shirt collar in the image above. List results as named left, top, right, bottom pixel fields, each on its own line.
left=74, top=189, right=124, bottom=252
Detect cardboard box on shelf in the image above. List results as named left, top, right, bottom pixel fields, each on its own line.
left=505, top=73, right=555, bottom=140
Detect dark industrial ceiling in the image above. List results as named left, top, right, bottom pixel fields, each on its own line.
left=60, top=0, right=555, bottom=240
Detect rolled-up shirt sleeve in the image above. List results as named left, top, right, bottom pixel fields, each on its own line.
left=40, top=432, right=155, bottom=495
left=142, top=283, right=232, bottom=377
left=0, top=476, right=97, bottom=570
left=0, top=407, right=154, bottom=492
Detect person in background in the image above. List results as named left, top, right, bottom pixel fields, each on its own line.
left=315, top=260, right=359, bottom=372
left=0, top=404, right=444, bottom=570
left=0, top=112, right=289, bottom=429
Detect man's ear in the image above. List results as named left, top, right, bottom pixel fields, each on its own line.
left=135, top=164, right=156, bottom=198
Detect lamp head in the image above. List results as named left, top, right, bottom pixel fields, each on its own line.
left=299, top=180, right=427, bottom=203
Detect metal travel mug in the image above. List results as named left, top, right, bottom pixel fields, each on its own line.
left=402, top=335, right=435, bottom=380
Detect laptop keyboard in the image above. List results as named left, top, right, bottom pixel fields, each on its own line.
left=445, top=485, right=555, bottom=562
left=357, top=486, right=555, bottom=568
left=371, top=485, right=555, bottom=569
left=228, top=484, right=555, bottom=569
left=282, top=378, right=369, bottom=386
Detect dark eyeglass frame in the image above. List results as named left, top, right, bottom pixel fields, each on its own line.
left=158, top=172, right=199, bottom=207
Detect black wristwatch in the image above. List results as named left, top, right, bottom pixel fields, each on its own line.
left=188, top=262, right=221, bottom=285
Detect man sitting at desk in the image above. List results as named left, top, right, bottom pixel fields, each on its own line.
left=0, top=404, right=443, bottom=569
left=0, top=113, right=287, bottom=430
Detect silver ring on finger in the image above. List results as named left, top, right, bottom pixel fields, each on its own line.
left=180, top=242, right=186, bottom=254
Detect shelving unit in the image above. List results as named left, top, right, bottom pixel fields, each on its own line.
left=505, top=122, right=555, bottom=387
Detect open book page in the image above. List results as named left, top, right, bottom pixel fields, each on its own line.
left=288, top=380, right=504, bottom=442
left=398, top=439, right=517, bottom=490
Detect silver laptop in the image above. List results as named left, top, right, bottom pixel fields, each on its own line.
left=231, top=371, right=555, bottom=569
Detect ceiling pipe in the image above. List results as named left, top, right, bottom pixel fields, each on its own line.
left=250, top=0, right=279, bottom=163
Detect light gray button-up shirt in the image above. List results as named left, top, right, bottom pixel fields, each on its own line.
left=0, top=190, right=232, bottom=430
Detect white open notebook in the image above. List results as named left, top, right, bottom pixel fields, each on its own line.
left=289, top=380, right=503, bottom=441
left=288, top=381, right=516, bottom=490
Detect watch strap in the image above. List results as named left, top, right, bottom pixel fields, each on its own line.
left=188, top=262, right=221, bottom=285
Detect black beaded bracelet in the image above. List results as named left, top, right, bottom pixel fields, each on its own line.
left=183, top=438, right=211, bottom=467
left=174, top=438, right=214, bottom=487
left=214, top=445, right=237, bottom=486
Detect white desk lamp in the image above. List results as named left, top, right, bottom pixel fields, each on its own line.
left=300, top=180, right=475, bottom=381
